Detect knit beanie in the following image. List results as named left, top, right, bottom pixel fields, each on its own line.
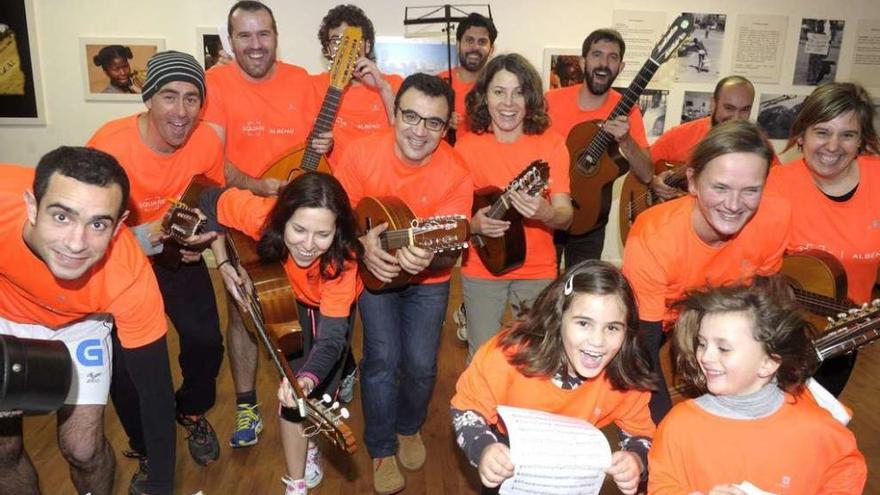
left=141, top=50, right=206, bottom=102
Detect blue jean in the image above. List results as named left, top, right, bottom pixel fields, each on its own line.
left=358, top=281, right=450, bottom=458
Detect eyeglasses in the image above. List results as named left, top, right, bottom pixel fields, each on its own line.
left=398, top=108, right=447, bottom=132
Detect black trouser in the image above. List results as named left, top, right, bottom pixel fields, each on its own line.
left=814, top=352, right=858, bottom=397
left=110, top=335, right=176, bottom=494
left=555, top=227, right=606, bottom=269
left=111, top=259, right=223, bottom=453
left=640, top=321, right=672, bottom=425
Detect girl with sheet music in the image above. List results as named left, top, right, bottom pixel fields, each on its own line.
left=203, top=173, right=363, bottom=495
left=649, top=286, right=866, bottom=494
left=450, top=260, right=656, bottom=494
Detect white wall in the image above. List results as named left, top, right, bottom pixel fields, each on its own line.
left=2, top=0, right=877, bottom=261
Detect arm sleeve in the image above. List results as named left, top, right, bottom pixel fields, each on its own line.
left=450, top=406, right=499, bottom=467
left=627, top=106, right=650, bottom=148
left=122, top=336, right=176, bottom=494
left=815, top=428, right=867, bottom=493
left=199, top=186, right=228, bottom=233
left=622, top=229, right=670, bottom=322
left=299, top=313, right=350, bottom=387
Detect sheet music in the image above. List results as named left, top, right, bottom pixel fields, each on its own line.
left=497, top=406, right=612, bottom=495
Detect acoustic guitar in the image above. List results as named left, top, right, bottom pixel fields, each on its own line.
left=617, top=161, right=687, bottom=245
left=356, top=196, right=469, bottom=291
left=471, top=160, right=550, bottom=275
left=780, top=250, right=854, bottom=330
left=567, top=15, right=694, bottom=235
left=224, top=232, right=357, bottom=454
left=154, top=175, right=219, bottom=270
left=260, top=26, right=363, bottom=182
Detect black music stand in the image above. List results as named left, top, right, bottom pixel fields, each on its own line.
left=403, top=4, right=492, bottom=145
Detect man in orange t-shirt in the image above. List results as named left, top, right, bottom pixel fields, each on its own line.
left=0, top=149, right=174, bottom=495
left=622, top=121, right=789, bottom=425
left=436, top=12, right=497, bottom=139
left=545, top=28, right=653, bottom=267
left=334, top=73, right=473, bottom=494
left=88, top=51, right=225, bottom=472
left=202, top=1, right=332, bottom=449
left=311, top=4, right=403, bottom=168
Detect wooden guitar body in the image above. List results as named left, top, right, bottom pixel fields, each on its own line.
left=356, top=197, right=418, bottom=291
left=226, top=230, right=303, bottom=356
left=780, top=250, right=851, bottom=330
left=261, top=143, right=334, bottom=183
left=472, top=186, right=527, bottom=275
left=567, top=120, right=630, bottom=235
left=154, top=175, right=218, bottom=271
left=618, top=161, right=687, bottom=245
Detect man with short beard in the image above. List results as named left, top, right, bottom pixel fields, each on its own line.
left=649, top=76, right=774, bottom=200
left=202, top=0, right=332, bottom=451
left=546, top=28, right=653, bottom=267
left=88, top=51, right=226, bottom=482
left=437, top=12, right=497, bottom=136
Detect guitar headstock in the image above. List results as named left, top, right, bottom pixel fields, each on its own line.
left=411, top=214, right=470, bottom=253
left=507, top=160, right=550, bottom=197
left=650, top=14, right=695, bottom=65
left=304, top=394, right=357, bottom=454
left=329, top=26, right=364, bottom=90
left=814, top=299, right=880, bottom=362
left=161, top=202, right=204, bottom=242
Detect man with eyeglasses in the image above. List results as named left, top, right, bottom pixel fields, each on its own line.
left=334, top=73, right=473, bottom=495
left=437, top=12, right=497, bottom=136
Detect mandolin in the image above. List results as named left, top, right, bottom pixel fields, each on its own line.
left=260, top=26, right=363, bottom=182
left=224, top=232, right=357, bottom=454
left=567, top=15, right=693, bottom=235
left=153, top=175, right=219, bottom=270
left=618, top=161, right=687, bottom=245
left=813, top=298, right=880, bottom=364
left=471, top=160, right=550, bottom=275
left=356, top=196, right=469, bottom=291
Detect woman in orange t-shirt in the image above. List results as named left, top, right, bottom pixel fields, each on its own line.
left=451, top=260, right=655, bottom=494
left=765, top=82, right=880, bottom=397
left=204, top=173, right=362, bottom=495
left=455, top=53, right=573, bottom=359
left=649, top=285, right=866, bottom=494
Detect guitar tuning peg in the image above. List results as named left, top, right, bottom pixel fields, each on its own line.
left=332, top=401, right=340, bottom=410
left=836, top=312, right=848, bottom=320
left=322, top=393, right=332, bottom=403
left=340, top=408, right=350, bottom=420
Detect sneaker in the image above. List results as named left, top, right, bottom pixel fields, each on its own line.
left=177, top=413, right=220, bottom=466
left=229, top=402, right=264, bottom=447
left=305, top=441, right=324, bottom=489
left=453, top=303, right=467, bottom=342
left=338, top=367, right=357, bottom=404
left=396, top=432, right=426, bottom=471
left=372, top=456, right=405, bottom=495
left=282, top=475, right=307, bottom=495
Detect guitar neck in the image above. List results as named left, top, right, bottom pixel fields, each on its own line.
left=486, top=192, right=513, bottom=220
left=814, top=306, right=880, bottom=362
left=793, top=287, right=852, bottom=317
left=578, top=59, right=660, bottom=167
left=380, top=228, right=413, bottom=251
left=302, top=86, right=344, bottom=171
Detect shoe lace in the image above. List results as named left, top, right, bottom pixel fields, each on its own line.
left=234, top=403, right=261, bottom=431
left=180, top=415, right=213, bottom=444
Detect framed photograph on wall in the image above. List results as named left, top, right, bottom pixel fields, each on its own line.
left=79, top=37, right=164, bottom=101
left=374, top=36, right=456, bottom=77
left=196, top=27, right=223, bottom=71
left=680, top=90, right=713, bottom=123
left=542, top=48, right=582, bottom=91
left=757, top=93, right=807, bottom=140
left=0, top=0, right=46, bottom=125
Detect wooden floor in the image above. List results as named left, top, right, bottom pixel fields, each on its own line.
left=22, top=269, right=880, bottom=494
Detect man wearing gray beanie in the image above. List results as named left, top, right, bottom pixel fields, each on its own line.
left=88, top=49, right=225, bottom=495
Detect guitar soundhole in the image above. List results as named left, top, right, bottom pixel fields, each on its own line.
left=577, top=151, right=599, bottom=176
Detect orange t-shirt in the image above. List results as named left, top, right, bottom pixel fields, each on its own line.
left=545, top=85, right=649, bottom=148
left=765, top=155, right=880, bottom=304
left=203, top=62, right=319, bottom=178
left=310, top=72, right=403, bottom=167
left=649, top=397, right=866, bottom=494
left=216, top=188, right=361, bottom=317
left=437, top=68, right=475, bottom=135
left=622, top=194, right=791, bottom=323
left=451, top=334, right=655, bottom=437
left=87, top=114, right=225, bottom=226
left=0, top=165, right=166, bottom=348
left=455, top=131, right=570, bottom=279
left=334, top=129, right=474, bottom=284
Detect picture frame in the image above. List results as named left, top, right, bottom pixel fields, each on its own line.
left=79, top=37, right=165, bottom=101
left=0, top=0, right=46, bottom=125
left=196, top=26, right=223, bottom=71
left=542, top=48, right=581, bottom=91
left=374, top=36, right=457, bottom=77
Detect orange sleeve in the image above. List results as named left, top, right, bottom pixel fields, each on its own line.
left=105, top=241, right=168, bottom=349
left=611, top=389, right=655, bottom=438
left=627, top=106, right=649, bottom=149
left=217, top=188, right=276, bottom=240
left=815, top=445, right=868, bottom=494
left=450, top=338, right=510, bottom=426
